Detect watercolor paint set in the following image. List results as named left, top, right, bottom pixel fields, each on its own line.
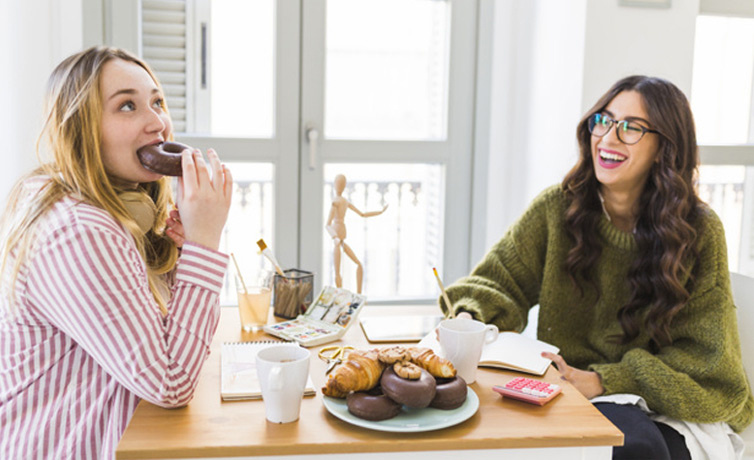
left=263, top=286, right=366, bottom=347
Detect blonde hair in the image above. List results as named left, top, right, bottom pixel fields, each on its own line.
left=0, top=46, right=179, bottom=316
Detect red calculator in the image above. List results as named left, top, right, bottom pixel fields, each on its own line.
left=493, top=377, right=562, bottom=406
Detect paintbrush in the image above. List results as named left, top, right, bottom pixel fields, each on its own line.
left=256, top=239, right=286, bottom=278
left=231, top=253, right=249, bottom=295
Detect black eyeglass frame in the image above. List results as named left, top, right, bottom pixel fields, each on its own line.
left=588, top=113, right=661, bottom=145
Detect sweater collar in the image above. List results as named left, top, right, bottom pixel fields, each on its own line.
left=598, top=214, right=637, bottom=251
left=598, top=190, right=637, bottom=234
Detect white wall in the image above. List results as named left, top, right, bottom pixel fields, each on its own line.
left=581, top=0, right=700, bottom=110
left=524, top=0, right=587, bottom=209
left=474, top=0, right=701, bottom=260
left=0, top=0, right=83, bottom=204
left=473, top=0, right=586, bottom=261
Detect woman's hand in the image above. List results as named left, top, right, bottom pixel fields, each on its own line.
left=165, top=208, right=185, bottom=248
left=175, top=149, right=233, bottom=251
left=542, top=352, right=605, bottom=399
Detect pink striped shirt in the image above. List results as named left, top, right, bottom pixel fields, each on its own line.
left=0, top=187, right=229, bottom=459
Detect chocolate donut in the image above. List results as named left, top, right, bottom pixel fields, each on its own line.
left=430, top=376, right=467, bottom=410
left=137, top=141, right=191, bottom=176
left=346, top=386, right=402, bottom=421
left=380, top=366, right=436, bottom=409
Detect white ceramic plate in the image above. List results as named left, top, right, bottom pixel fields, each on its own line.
left=322, top=387, right=479, bottom=432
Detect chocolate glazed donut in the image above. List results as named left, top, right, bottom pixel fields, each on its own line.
left=137, top=141, right=192, bottom=176
left=380, top=366, right=436, bottom=409
left=430, top=376, right=467, bottom=410
left=346, top=386, right=402, bottom=421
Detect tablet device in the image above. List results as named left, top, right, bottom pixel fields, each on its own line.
left=359, top=315, right=443, bottom=343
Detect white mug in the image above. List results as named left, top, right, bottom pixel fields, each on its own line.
left=256, top=344, right=311, bottom=423
left=438, top=317, right=499, bottom=384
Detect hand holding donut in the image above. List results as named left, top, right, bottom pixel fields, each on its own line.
left=175, top=149, right=233, bottom=251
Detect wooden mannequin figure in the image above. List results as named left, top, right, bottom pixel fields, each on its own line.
left=326, top=174, right=388, bottom=293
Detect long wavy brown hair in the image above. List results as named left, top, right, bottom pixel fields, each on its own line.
left=562, top=75, right=701, bottom=349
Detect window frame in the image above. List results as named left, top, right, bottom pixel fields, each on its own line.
left=99, top=0, right=480, bottom=303
left=696, top=0, right=754, bottom=274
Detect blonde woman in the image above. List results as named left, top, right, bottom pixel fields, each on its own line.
left=0, top=47, right=233, bottom=459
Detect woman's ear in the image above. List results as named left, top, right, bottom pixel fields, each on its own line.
left=654, top=146, right=662, bottom=164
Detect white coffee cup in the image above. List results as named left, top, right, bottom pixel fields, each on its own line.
left=438, top=317, right=499, bottom=384
left=256, top=344, right=311, bottom=423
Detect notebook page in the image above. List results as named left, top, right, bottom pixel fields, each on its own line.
left=221, top=341, right=316, bottom=401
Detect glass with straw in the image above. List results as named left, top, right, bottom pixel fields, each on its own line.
left=232, top=253, right=272, bottom=332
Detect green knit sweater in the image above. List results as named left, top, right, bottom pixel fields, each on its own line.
left=445, top=185, right=754, bottom=432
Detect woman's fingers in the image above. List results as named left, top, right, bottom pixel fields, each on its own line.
left=542, top=352, right=570, bottom=378
left=221, top=164, right=233, bottom=201
left=166, top=216, right=184, bottom=235
left=183, top=149, right=226, bottom=192
left=165, top=208, right=185, bottom=248
left=540, top=352, right=605, bottom=399
left=165, top=227, right=185, bottom=248
left=192, top=149, right=209, bottom=185
left=181, top=150, right=197, bottom=190
left=207, top=149, right=223, bottom=190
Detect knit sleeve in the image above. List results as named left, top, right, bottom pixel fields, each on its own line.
left=443, top=187, right=556, bottom=332
left=589, top=212, right=754, bottom=432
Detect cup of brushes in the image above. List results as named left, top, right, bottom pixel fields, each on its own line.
left=256, top=239, right=315, bottom=319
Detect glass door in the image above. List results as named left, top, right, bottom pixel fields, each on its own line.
left=117, top=0, right=478, bottom=303
left=130, top=0, right=302, bottom=303
left=299, top=0, right=477, bottom=301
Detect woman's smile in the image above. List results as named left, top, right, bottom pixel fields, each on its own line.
left=597, top=148, right=627, bottom=169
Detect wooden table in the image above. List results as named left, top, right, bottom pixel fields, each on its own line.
left=117, top=306, right=623, bottom=459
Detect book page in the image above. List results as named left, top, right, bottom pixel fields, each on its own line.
left=417, top=330, right=559, bottom=376
left=479, top=332, right=559, bottom=375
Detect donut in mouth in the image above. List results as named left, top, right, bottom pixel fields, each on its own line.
left=137, top=141, right=192, bottom=176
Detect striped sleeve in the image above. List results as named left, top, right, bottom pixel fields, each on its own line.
left=24, top=211, right=228, bottom=408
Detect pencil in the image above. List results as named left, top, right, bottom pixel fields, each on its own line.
left=432, top=267, right=454, bottom=318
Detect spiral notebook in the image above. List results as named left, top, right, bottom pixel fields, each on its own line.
left=220, top=341, right=317, bottom=401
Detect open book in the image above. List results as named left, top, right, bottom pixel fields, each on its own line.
left=418, top=331, right=559, bottom=376
left=221, top=341, right=317, bottom=401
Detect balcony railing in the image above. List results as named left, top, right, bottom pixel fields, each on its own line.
left=218, top=178, right=442, bottom=305
left=699, top=179, right=745, bottom=271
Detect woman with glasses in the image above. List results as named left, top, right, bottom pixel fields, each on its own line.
left=442, top=75, right=752, bottom=459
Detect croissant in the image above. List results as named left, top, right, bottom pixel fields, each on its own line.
left=322, top=349, right=385, bottom=398
left=408, top=347, right=456, bottom=378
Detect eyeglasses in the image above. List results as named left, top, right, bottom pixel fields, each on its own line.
left=588, top=113, right=660, bottom=145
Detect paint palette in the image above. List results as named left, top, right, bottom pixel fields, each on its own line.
left=263, top=286, right=366, bottom=347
